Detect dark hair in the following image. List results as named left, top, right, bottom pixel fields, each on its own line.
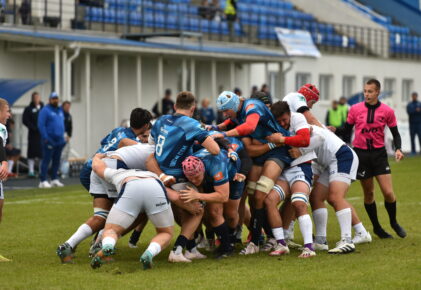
left=271, top=101, right=290, bottom=118
left=234, top=87, right=242, bottom=96
left=31, top=92, right=39, bottom=101
left=62, top=101, right=71, bottom=106
left=175, top=91, right=196, bottom=110
left=130, top=108, right=153, bottom=129
left=251, top=91, right=272, bottom=105
left=366, top=79, right=381, bottom=90
left=165, top=89, right=172, bottom=96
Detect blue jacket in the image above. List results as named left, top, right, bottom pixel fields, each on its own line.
left=407, top=101, right=421, bottom=123
left=38, top=104, right=65, bottom=146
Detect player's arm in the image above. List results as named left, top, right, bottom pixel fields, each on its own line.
left=0, top=137, right=8, bottom=180
left=180, top=182, right=229, bottom=203
left=242, top=137, right=273, bottom=158
left=206, top=118, right=233, bottom=131
left=201, top=136, right=220, bottom=155
left=389, top=126, right=404, bottom=161
left=301, top=110, right=323, bottom=128
left=165, top=187, right=203, bottom=215
left=266, top=128, right=310, bottom=147
left=145, top=153, right=176, bottom=186
left=91, top=153, right=107, bottom=179
left=118, top=138, right=138, bottom=148
left=237, top=147, right=252, bottom=176
left=225, top=113, right=260, bottom=137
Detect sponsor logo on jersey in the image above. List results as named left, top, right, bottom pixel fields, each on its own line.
left=213, top=171, right=224, bottom=181
left=245, top=104, right=255, bottom=113
left=156, top=201, right=167, bottom=207
left=361, top=128, right=379, bottom=134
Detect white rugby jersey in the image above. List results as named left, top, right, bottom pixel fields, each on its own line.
left=106, top=143, right=155, bottom=170
left=288, top=112, right=317, bottom=167
left=104, top=168, right=158, bottom=193
left=301, top=125, right=345, bottom=168
left=0, top=123, right=8, bottom=147
left=283, top=92, right=308, bottom=113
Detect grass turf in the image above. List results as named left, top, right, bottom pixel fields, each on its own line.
left=0, top=156, right=420, bottom=289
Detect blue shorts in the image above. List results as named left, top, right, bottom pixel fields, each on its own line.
left=80, top=163, right=92, bottom=191
left=229, top=180, right=245, bottom=200
left=252, top=146, right=292, bottom=169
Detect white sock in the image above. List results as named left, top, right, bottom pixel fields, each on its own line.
left=7, top=160, right=14, bottom=173
left=146, top=242, right=162, bottom=257
left=336, top=208, right=352, bottom=242
left=28, top=159, right=35, bottom=173
left=102, top=236, right=116, bottom=248
left=95, top=229, right=104, bottom=243
left=283, top=228, right=290, bottom=240
left=353, top=222, right=368, bottom=236
left=313, top=208, right=328, bottom=238
left=65, top=224, right=93, bottom=248
left=298, top=214, right=313, bottom=245
left=174, top=245, right=183, bottom=255
left=272, top=227, right=285, bottom=241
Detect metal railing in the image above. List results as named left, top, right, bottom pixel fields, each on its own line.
left=1, top=0, right=420, bottom=59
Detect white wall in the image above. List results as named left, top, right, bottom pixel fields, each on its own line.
left=251, top=54, right=421, bottom=152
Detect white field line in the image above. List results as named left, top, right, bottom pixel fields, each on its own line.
left=6, top=192, right=89, bottom=205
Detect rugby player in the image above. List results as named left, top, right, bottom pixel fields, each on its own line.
left=90, top=154, right=174, bottom=270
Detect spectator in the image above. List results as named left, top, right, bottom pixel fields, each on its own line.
left=406, top=92, right=421, bottom=155
left=60, top=101, right=72, bottom=178
left=22, top=92, right=43, bottom=177
left=260, top=83, right=272, bottom=100
left=38, top=92, right=66, bottom=188
left=326, top=100, right=346, bottom=140
left=199, top=98, right=215, bottom=125
left=5, top=118, right=21, bottom=177
left=250, top=85, right=258, bottom=97
left=338, top=96, right=350, bottom=143
left=19, top=0, right=31, bottom=25
left=198, top=0, right=210, bottom=19
left=152, top=89, right=175, bottom=118
left=224, top=0, right=237, bottom=40
left=234, top=87, right=242, bottom=97
left=209, top=0, right=220, bottom=21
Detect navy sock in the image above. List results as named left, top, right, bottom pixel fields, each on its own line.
left=129, top=229, right=142, bottom=245
left=251, top=208, right=264, bottom=245
left=213, top=222, right=230, bottom=251
left=186, top=239, right=196, bottom=251
left=173, top=235, right=188, bottom=252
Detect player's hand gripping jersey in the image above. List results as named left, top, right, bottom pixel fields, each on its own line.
left=151, top=114, right=210, bottom=178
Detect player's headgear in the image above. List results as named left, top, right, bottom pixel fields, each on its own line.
left=298, top=84, right=319, bottom=103
left=182, top=156, right=205, bottom=177
left=216, top=91, right=240, bottom=112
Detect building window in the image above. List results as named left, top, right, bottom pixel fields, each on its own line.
left=319, top=74, right=333, bottom=100
left=342, top=76, right=355, bottom=98
left=402, top=79, right=413, bottom=102
left=384, top=78, right=396, bottom=99
left=295, top=73, right=311, bottom=90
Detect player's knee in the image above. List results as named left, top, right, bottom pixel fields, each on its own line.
left=246, top=181, right=257, bottom=195
left=94, top=207, right=110, bottom=220
left=256, top=176, right=275, bottom=195
left=291, top=192, right=309, bottom=207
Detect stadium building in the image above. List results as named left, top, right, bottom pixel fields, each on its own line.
left=0, top=0, right=420, bottom=158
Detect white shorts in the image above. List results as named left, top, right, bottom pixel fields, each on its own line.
left=89, top=158, right=128, bottom=199
left=114, top=178, right=173, bottom=221
left=0, top=182, right=3, bottom=200
left=279, top=163, right=312, bottom=191
left=315, top=146, right=358, bottom=187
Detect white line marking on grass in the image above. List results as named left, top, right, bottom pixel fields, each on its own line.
left=6, top=194, right=90, bottom=205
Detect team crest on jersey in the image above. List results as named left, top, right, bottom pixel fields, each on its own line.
left=231, top=144, right=239, bottom=151
left=214, top=171, right=224, bottom=181
left=245, top=104, right=255, bottom=112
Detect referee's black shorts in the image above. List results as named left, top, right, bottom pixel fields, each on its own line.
left=353, top=147, right=391, bottom=180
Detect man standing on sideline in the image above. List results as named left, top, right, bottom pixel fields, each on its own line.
left=406, top=92, right=421, bottom=155
left=22, top=92, right=43, bottom=177
left=334, top=79, right=406, bottom=239
left=152, top=89, right=175, bottom=118
left=61, top=101, right=72, bottom=178
left=37, top=92, right=66, bottom=188
left=199, top=98, right=215, bottom=125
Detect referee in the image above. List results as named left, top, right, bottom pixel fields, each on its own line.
left=335, top=79, right=406, bottom=239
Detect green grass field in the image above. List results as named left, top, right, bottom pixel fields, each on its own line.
left=0, top=157, right=420, bottom=289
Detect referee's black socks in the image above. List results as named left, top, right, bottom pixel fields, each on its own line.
left=364, top=201, right=382, bottom=230
left=384, top=201, right=397, bottom=225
